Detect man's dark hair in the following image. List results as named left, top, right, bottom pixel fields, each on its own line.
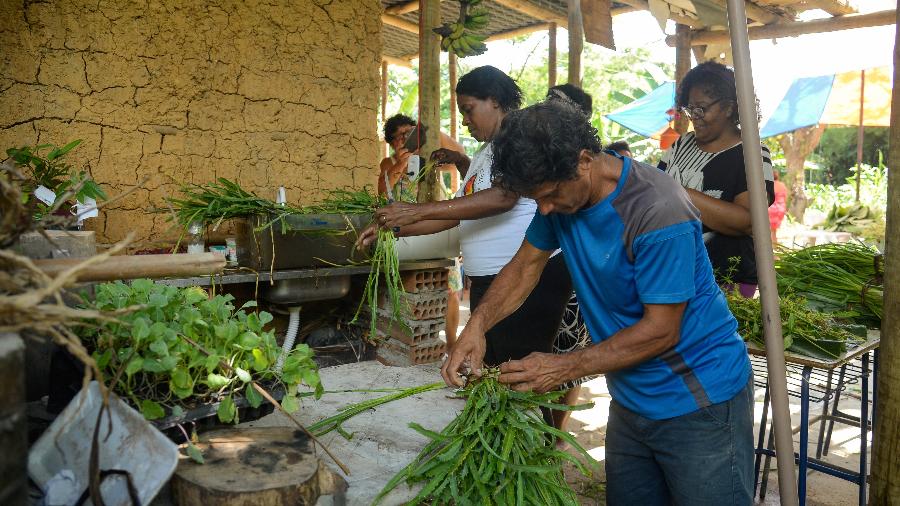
left=491, top=100, right=602, bottom=195
left=383, top=114, right=416, bottom=142
left=456, top=66, right=523, bottom=112
left=547, top=84, right=593, bottom=116
left=606, top=140, right=631, bottom=154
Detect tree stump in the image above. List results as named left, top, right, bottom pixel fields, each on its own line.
left=171, top=428, right=346, bottom=506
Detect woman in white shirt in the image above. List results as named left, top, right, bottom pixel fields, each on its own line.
left=358, top=66, right=572, bottom=373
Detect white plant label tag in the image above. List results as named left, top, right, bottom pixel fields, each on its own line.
left=406, top=154, right=421, bottom=180
left=34, top=185, right=56, bottom=205
left=77, top=198, right=99, bottom=220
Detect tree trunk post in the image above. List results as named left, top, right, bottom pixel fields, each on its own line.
left=778, top=125, right=825, bottom=221
left=449, top=52, right=458, bottom=141
left=674, top=23, right=691, bottom=134
left=869, top=5, right=900, bottom=502
left=381, top=60, right=389, bottom=159
left=417, top=0, right=442, bottom=203
left=549, top=22, right=558, bottom=88
left=567, top=0, right=583, bottom=87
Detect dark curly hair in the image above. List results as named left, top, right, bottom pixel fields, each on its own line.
left=456, top=66, right=523, bottom=112
left=383, top=114, right=416, bottom=142
left=678, top=61, right=741, bottom=125
left=491, top=100, right=602, bottom=195
left=547, top=83, right=593, bottom=116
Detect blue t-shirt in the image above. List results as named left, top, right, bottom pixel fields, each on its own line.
left=526, top=156, right=751, bottom=420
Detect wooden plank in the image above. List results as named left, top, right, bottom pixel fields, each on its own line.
left=417, top=0, right=442, bottom=203
left=33, top=253, right=225, bottom=282
left=581, top=0, right=616, bottom=49
left=485, top=22, right=550, bottom=41
left=806, top=0, right=855, bottom=16
left=493, top=0, right=569, bottom=26
left=674, top=23, right=691, bottom=134
left=667, top=9, right=896, bottom=45
left=382, top=13, right=418, bottom=34
left=383, top=55, right=412, bottom=68
left=616, top=0, right=704, bottom=27
left=385, top=0, right=419, bottom=15
left=568, top=0, right=583, bottom=86
left=708, top=0, right=794, bottom=24
left=549, top=22, right=557, bottom=88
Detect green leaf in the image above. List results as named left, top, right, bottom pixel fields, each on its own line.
left=205, top=355, right=221, bottom=373
left=186, top=443, right=205, bottom=464
left=160, top=356, right=178, bottom=371
left=172, top=367, right=192, bottom=389
left=132, top=319, right=151, bottom=342
left=240, top=300, right=258, bottom=310
left=251, top=348, right=269, bottom=371
left=235, top=367, right=251, bottom=383
left=239, top=332, right=260, bottom=349
left=258, top=311, right=273, bottom=326
left=217, top=396, right=236, bottom=423
left=125, top=357, right=143, bottom=376
left=141, top=400, right=165, bottom=420
left=131, top=279, right=154, bottom=292
left=301, top=369, right=320, bottom=389
left=46, top=139, right=81, bottom=160
left=281, top=394, right=299, bottom=413
left=170, top=405, right=185, bottom=418
left=245, top=383, right=263, bottom=408
left=142, top=358, right=167, bottom=373
left=207, top=373, right=231, bottom=389
left=171, top=384, right=194, bottom=399
left=149, top=339, right=169, bottom=357
left=94, top=349, right=112, bottom=370
left=148, top=292, right=169, bottom=307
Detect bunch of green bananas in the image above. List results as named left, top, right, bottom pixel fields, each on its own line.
left=440, top=23, right=488, bottom=57
left=433, top=0, right=490, bottom=58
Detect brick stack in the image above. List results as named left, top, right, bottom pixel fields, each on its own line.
left=375, top=268, right=449, bottom=367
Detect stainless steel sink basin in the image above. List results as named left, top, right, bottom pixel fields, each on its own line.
left=262, top=276, right=351, bottom=305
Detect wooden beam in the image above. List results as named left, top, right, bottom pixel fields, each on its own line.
left=383, top=55, right=412, bottom=68
left=807, top=0, right=855, bottom=16
left=383, top=13, right=418, bottom=34
left=449, top=52, right=458, bottom=141
left=616, top=0, right=703, bottom=27
left=666, top=9, right=896, bottom=46
left=708, top=0, right=792, bottom=24
left=674, top=23, right=691, bottom=134
left=568, top=0, right=583, bottom=86
left=417, top=0, right=441, bottom=203
left=485, top=22, right=550, bottom=41
left=493, top=0, right=568, bottom=27
left=385, top=0, right=419, bottom=15
left=548, top=22, right=557, bottom=88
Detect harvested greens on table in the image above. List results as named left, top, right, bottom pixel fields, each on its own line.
left=375, top=369, right=597, bottom=505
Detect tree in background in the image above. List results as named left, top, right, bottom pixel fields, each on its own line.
left=777, top=125, right=826, bottom=221
left=810, top=126, right=890, bottom=185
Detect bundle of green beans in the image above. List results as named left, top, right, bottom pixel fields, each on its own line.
left=374, top=369, right=597, bottom=505
left=304, top=188, right=386, bottom=215
left=775, top=242, right=883, bottom=328
left=352, top=227, right=407, bottom=341
left=726, top=290, right=865, bottom=360
left=165, top=177, right=303, bottom=233
left=307, top=381, right=446, bottom=439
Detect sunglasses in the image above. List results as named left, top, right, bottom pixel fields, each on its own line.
left=680, top=98, right=723, bottom=120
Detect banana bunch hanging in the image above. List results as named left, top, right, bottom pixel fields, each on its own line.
left=433, top=0, right=490, bottom=58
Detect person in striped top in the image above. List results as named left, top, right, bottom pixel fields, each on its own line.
left=658, top=62, right=774, bottom=297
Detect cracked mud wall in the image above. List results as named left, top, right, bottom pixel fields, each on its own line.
left=0, top=0, right=382, bottom=244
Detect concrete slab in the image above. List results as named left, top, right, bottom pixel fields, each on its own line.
left=240, top=361, right=463, bottom=505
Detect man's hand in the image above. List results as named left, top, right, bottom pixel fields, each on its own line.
left=440, top=323, right=487, bottom=387
left=499, top=352, right=571, bottom=393
left=375, top=202, right=424, bottom=229
left=354, top=222, right=378, bottom=250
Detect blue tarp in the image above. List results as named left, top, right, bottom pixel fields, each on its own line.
left=759, top=75, right=835, bottom=138
left=604, top=81, right=676, bottom=138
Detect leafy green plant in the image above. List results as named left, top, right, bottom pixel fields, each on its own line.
left=81, top=279, right=322, bottom=422
left=6, top=140, right=106, bottom=219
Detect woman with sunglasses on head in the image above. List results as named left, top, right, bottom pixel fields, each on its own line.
left=659, top=61, right=774, bottom=297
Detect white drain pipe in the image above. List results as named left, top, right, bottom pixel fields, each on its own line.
left=275, top=306, right=301, bottom=373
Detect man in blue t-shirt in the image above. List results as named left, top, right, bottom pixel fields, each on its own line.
left=441, top=101, right=754, bottom=505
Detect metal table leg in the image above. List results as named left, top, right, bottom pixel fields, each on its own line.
left=858, top=352, right=870, bottom=506
left=755, top=384, right=771, bottom=497
left=823, top=364, right=847, bottom=455
left=815, top=369, right=834, bottom=459
left=799, top=366, right=812, bottom=506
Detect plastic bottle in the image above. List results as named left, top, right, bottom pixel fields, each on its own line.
left=187, top=221, right=205, bottom=254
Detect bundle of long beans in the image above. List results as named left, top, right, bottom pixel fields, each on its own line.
left=374, top=369, right=597, bottom=505
left=775, top=243, right=883, bottom=328
left=165, top=178, right=303, bottom=233
left=726, top=290, right=865, bottom=360
left=307, top=381, right=445, bottom=438
left=352, top=227, right=406, bottom=341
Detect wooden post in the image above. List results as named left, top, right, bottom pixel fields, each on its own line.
left=449, top=52, right=458, bottom=141
left=548, top=22, right=557, bottom=88
left=417, top=0, right=442, bottom=203
left=855, top=69, right=865, bottom=202
left=567, top=0, right=583, bottom=87
left=674, top=24, right=691, bottom=134
left=870, top=5, right=900, bottom=500
left=381, top=60, right=389, bottom=159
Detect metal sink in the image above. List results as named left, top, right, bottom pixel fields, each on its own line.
left=262, top=276, right=351, bottom=306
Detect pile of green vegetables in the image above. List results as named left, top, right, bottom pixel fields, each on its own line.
left=775, top=242, right=883, bottom=328
left=725, top=290, right=865, bottom=360
left=817, top=202, right=882, bottom=237
left=374, top=370, right=597, bottom=505
left=81, top=279, right=322, bottom=422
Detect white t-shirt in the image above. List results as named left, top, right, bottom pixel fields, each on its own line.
left=455, top=144, right=537, bottom=276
